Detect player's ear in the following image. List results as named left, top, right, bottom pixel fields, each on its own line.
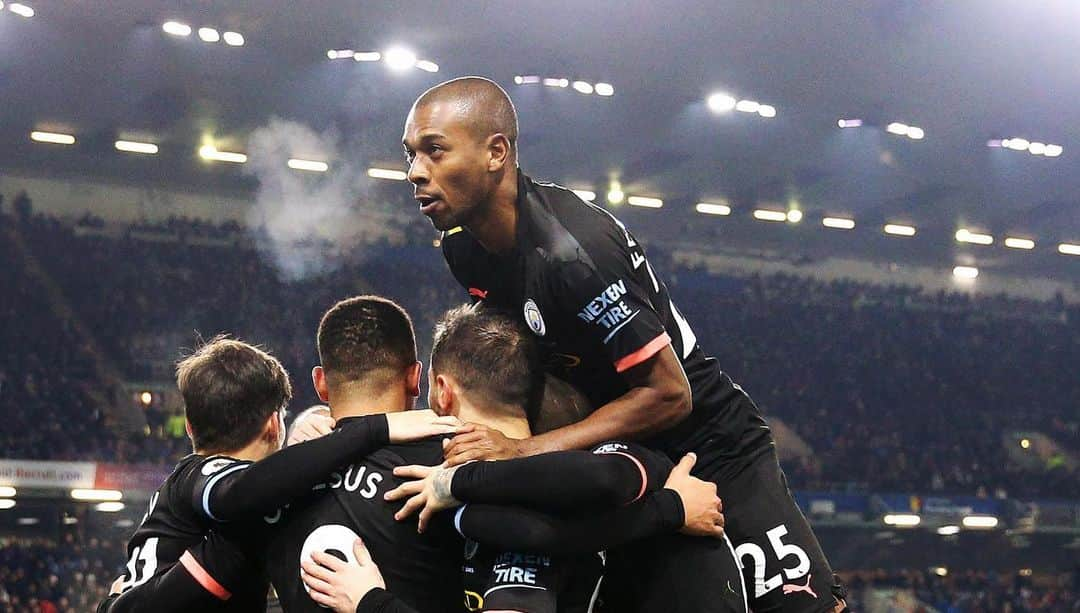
left=487, top=133, right=511, bottom=172
left=406, top=361, right=422, bottom=398
left=312, top=366, right=330, bottom=402
left=434, top=373, right=455, bottom=415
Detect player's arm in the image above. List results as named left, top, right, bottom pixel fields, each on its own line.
left=301, top=539, right=420, bottom=613
left=194, top=411, right=458, bottom=523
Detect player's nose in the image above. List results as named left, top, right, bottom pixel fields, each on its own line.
left=407, top=158, right=429, bottom=185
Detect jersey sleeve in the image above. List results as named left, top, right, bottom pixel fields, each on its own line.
left=355, top=588, right=422, bottom=613
left=554, top=226, right=671, bottom=373
left=189, top=414, right=390, bottom=523
left=449, top=441, right=673, bottom=514
left=476, top=552, right=559, bottom=613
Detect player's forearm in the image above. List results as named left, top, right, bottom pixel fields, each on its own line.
left=204, top=415, right=389, bottom=521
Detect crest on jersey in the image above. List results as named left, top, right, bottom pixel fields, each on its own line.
left=523, top=299, right=546, bottom=336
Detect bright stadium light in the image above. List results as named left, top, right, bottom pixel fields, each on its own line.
left=572, top=189, right=596, bottom=202
left=758, top=104, right=777, bottom=118
left=367, top=167, right=408, bottom=181
left=287, top=158, right=329, bottom=172
left=953, top=266, right=979, bottom=279
left=139, top=391, right=152, bottom=406
left=606, top=182, right=625, bottom=205
left=753, top=209, right=788, bottom=222
left=907, top=126, right=925, bottom=140
left=162, top=21, right=192, bottom=37
left=883, top=514, right=921, bottom=527
left=1044, top=144, right=1063, bottom=157
left=1020, top=438, right=1031, bottom=449
left=735, top=99, right=760, bottom=113
left=837, top=119, right=863, bottom=128
left=543, top=77, right=569, bottom=88
left=932, top=567, right=949, bottom=576
left=16, top=517, right=38, bottom=525
left=822, top=217, right=855, bottom=230
left=223, top=31, right=244, bottom=46
left=1059, top=243, right=1080, bottom=256
left=415, top=60, right=439, bottom=73
left=198, top=27, right=220, bottom=43
left=627, top=196, right=663, bottom=209
left=96, top=502, right=125, bottom=512
left=31, top=131, right=76, bottom=145
left=572, top=81, right=594, bottom=95
left=0, top=487, right=15, bottom=497
left=1006, top=138, right=1030, bottom=151
left=515, top=75, right=541, bottom=85
left=8, top=3, right=33, bottom=17
left=353, top=51, right=380, bottom=62
left=695, top=202, right=731, bottom=216
left=1004, top=237, right=1035, bottom=250
left=594, top=82, right=615, bottom=96
left=886, top=122, right=908, bottom=135
left=71, top=489, right=122, bottom=501
left=383, top=47, right=417, bottom=71
left=115, top=140, right=159, bottom=155
left=0, top=500, right=14, bottom=510
left=199, top=145, right=246, bottom=164
left=884, top=224, right=916, bottom=237
left=955, top=229, right=993, bottom=245
left=937, top=525, right=960, bottom=536
left=962, top=515, right=999, bottom=529
left=786, top=209, right=803, bottom=223
left=707, top=93, right=737, bottom=113
left=1028, top=142, right=1046, bottom=155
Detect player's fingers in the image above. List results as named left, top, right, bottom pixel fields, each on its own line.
left=307, top=589, right=336, bottom=607
left=673, top=452, right=697, bottom=475
left=444, top=431, right=486, bottom=455
left=418, top=506, right=433, bottom=534
left=352, top=538, right=374, bottom=566
left=383, top=479, right=423, bottom=501
left=312, top=420, right=334, bottom=437
left=453, top=422, right=476, bottom=435
left=301, top=557, right=337, bottom=582
left=445, top=448, right=487, bottom=467
left=717, top=497, right=723, bottom=512
left=392, top=464, right=434, bottom=479
left=310, top=550, right=347, bottom=572
left=300, top=569, right=335, bottom=594
left=394, top=492, right=427, bottom=521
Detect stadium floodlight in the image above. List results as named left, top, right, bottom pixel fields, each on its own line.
left=735, top=99, right=760, bottom=113
left=837, top=119, right=863, bottom=128
left=953, top=266, right=979, bottom=279
left=758, top=104, right=777, bottom=118
left=162, top=21, right=192, bottom=37
left=572, top=189, right=596, bottom=202
left=1027, top=142, right=1046, bottom=156
left=753, top=209, right=788, bottom=222
left=594, top=83, right=615, bottom=96
left=822, top=217, right=855, bottom=230
left=198, top=27, right=220, bottom=43
left=415, top=60, right=439, bottom=73
left=884, top=223, right=916, bottom=237
left=16, top=517, right=38, bottom=525
left=71, top=489, right=122, bottom=501
left=0, top=487, right=15, bottom=497
left=115, top=140, right=159, bottom=155
left=906, top=126, right=924, bottom=140
left=95, top=502, right=125, bottom=512
left=0, top=500, right=14, bottom=510
left=327, top=49, right=353, bottom=60
left=961, top=515, right=999, bottom=529
left=1020, top=438, right=1031, bottom=449
left=30, top=131, right=76, bottom=145
left=8, top=2, right=33, bottom=17
left=955, top=229, right=993, bottom=245
left=886, top=122, right=908, bottom=135
left=695, top=202, right=731, bottom=216
left=1004, top=237, right=1035, bottom=250
left=1044, top=144, right=1063, bottom=157
left=287, top=158, right=329, bottom=173
left=353, top=51, right=380, bottom=62
left=139, top=391, right=152, bottom=406
left=1058, top=243, right=1080, bottom=256
left=707, top=93, right=737, bottom=113
left=1006, top=138, right=1030, bottom=151
left=572, top=81, right=594, bottom=95
left=542, top=78, right=569, bottom=88
left=383, top=47, right=417, bottom=71
left=198, top=145, right=246, bottom=164
left=786, top=209, right=803, bottom=223
left=883, top=513, right=921, bottom=527
left=514, top=75, right=541, bottom=85
left=0, top=3, right=5, bottom=11
left=627, top=196, right=663, bottom=209
left=937, top=525, right=960, bottom=536
left=223, top=31, right=244, bottom=46
left=606, top=182, right=625, bottom=205
left=367, top=167, right=408, bottom=181
left=932, top=567, right=949, bottom=577
left=986, top=139, right=1003, bottom=148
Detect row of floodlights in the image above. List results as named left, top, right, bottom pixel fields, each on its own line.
left=0, top=2, right=33, bottom=17
left=162, top=20, right=244, bottom=46
left=513, top=76, right=615, bottom=96
left=883, top=513, right=1000, bottom=531
left=327, top=48, right=439, bottom=73
left=707, top=92, right=777, bottom=118
left=987, top=138, right=1063, bottom=158
left=838, top=118, right=924, bottom=140
left=0, top=487, right=126, bottom=513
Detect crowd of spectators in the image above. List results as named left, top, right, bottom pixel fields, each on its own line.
left=0, top=535, right=122, bottom=613
left=841, top=567, right=1079, bottom=612
left=2, top=206, right=1077, bottom=500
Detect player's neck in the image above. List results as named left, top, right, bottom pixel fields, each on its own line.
left=328, top=386, right=411, bottom=420
left=454, top=400, right=531, bottom=439
left=467, top=170, right=518, bottom=254
left=201, top=438, right=275, bottom=462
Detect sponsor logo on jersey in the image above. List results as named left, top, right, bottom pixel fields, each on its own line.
left=782, top=574, right=817, bottom=599
left=523, top=299, right=546, bottom=336
left=593, top=442, right=629, bottom=455
left=576, top=280, right=639, bottom=340
left=201, top=458, right=235, bottom=476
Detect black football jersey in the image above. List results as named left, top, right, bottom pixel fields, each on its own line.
left=442, top=171, right=771, bottom=464
left=461, top=543, right=602, bottom=613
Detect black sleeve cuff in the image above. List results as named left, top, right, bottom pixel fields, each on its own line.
left=336, top=414, right=390, bottom=449
left=355, top=588, right=401, bottom=613
left=654, top=488, right=686, bottom=531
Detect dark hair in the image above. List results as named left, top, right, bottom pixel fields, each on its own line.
left=317, top=296, right=417, bottom=388
left=430, top=305, right=543, bottom=420
left=176, top=335, right=292, bottom=453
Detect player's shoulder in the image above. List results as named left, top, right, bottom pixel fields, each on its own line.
left=375, top=437, right=446, bottom=467
left=523, top=174, right=632, bottom=270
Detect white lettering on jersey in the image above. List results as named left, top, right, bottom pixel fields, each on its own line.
left=630, top=252, right=646, bottom=270
left=669, top=300, right=697, bottom=359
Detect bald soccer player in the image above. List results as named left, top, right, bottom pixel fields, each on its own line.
left=400, top=77, right=846, bottom=613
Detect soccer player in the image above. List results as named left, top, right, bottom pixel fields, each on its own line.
left=402, top=76, right=845, bottom=612
left=98, top=336, right=457, bottom=612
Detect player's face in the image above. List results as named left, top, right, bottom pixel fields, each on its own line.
left=403, top=103, right=493, bottom=231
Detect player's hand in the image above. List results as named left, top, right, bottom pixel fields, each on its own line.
left=301, top=538, right=385, bottom=613
left=286, top=406, right=335, bottom=446
left=442, top=423, right=532, bottom=466
left=109, top=575, right=126, bottom=595
left=386, top=409, right=463, bottom=443
left=663, top=453, right=725, bottom=538
left=384, top=463, right=461, bottom=533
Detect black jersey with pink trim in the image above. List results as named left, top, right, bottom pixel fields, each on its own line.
left=442, top=171, right=770, bottom=462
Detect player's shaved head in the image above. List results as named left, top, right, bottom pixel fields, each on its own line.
left=412, top=77, right=518, bottom=151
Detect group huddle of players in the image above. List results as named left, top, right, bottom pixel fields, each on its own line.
left=99, top=77, right=847, bottom=613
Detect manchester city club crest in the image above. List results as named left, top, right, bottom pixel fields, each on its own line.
left=523, top=299, right=546, bottom=336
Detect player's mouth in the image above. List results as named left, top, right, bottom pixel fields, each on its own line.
left=415, top=195, right=442, bottom=215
